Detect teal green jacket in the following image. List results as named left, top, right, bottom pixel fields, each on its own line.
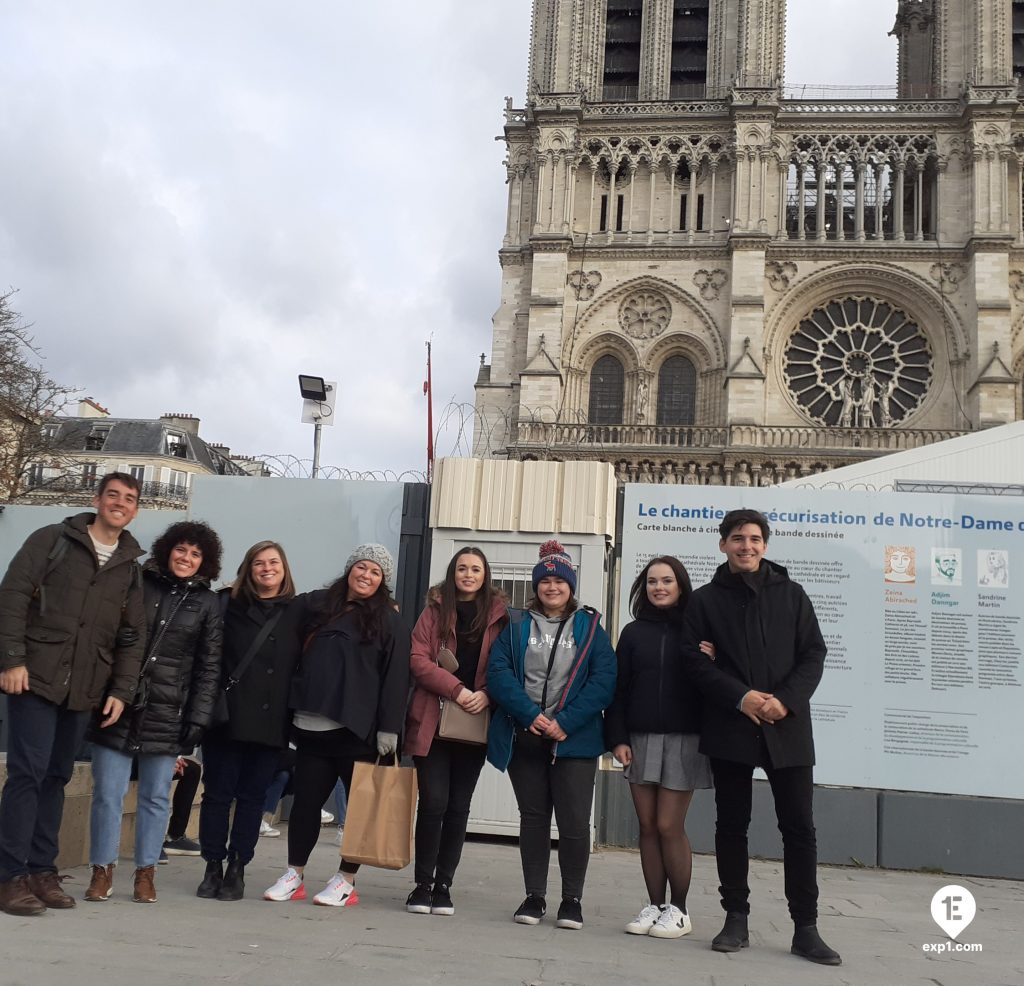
left=486, top=606, right=617, bottom=770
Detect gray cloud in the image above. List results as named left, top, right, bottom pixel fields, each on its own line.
left=0, top=1, right=900, bottom=474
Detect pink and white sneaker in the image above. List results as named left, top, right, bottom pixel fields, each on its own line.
left=312, top=873, right=359, bottom=907
left=263, top=868, right=306, bottom=901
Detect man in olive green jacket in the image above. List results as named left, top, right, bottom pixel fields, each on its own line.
left=0, top=473, right=146, bottom=915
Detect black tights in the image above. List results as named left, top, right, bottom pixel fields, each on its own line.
left=630, top=783, right=696, bottom=910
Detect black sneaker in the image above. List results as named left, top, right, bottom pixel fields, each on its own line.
left=158, top=849, right=168, bottom=865
left=430, top=883, right=454, bottom=916
left=163, top=836, right=201, bottom=856
left=555, top=896, right=583, bottom=930
left=405, top=883, right=433, bottom=914
left=514, top=894, right=546, bottom=925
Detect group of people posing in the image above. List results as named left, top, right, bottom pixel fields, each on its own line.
left=0, top=471, right=841, bottom=966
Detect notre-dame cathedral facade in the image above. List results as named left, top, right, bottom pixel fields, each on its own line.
left=473, top=0, right=1024, bottom=486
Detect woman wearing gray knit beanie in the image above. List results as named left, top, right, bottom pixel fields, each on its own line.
left=264, top=543, right=409, bottom=908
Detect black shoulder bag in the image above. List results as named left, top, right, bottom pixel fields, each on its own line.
left=209, top=604, right=285, bottom=727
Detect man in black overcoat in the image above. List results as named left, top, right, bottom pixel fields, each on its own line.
left=682, top=508, right=841, bottom=966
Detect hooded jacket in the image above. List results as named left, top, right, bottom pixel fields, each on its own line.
left=404, top=588, right=508, bottom=757
left=90, top=561, right=222, bottom=756
left=0, top=512, right=145, bottom=710
left=486, top=606, right=617, bottom=770
left=681, top=559, right=826, bottom=769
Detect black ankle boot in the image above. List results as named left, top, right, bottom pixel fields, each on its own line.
left=711, top=911, right=749, bottom=952
left=217, top=856, right=245, bottom=901
left=196, top=860, right=223, bottom=899
left=791, top=924, right=841, bottom=966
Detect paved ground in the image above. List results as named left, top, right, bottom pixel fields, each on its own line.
left=3, top=827, right=1021, bottom=986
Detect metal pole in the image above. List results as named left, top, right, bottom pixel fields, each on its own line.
left=312, top=419, right=322, bottom=479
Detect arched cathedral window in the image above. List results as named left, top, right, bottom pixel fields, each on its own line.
left=656, top=355, right=697, bottom=426
left=588, top=355, right=625, bottom=424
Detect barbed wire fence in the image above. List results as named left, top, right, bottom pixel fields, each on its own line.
left=251, top=400, right=597, bottom=481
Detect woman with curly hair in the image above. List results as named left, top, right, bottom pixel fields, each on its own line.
left=486, top=540, right=617, bottom=932
left=605, top=555, right=713, bottom=940
left=403, top=547, right=507, bottom=916
left=263, top=544, right=410, bottom=907
left=85, top=520, right=223, bottom=905
left=197, top=540, right=312, bottom=901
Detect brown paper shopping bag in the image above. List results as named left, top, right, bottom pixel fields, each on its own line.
left=339, top=758, right=417, bottom=869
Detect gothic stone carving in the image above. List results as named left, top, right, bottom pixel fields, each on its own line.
left=567, top=270, right=602, bottom=301
left=766, top=260, right=798, bottom=291
left=693, top=269, right=728, bottom=302
left=618, top=290, right=671, bottom=340
left=782, top=296, right=933, bottom=427
left=929, top=262, right=965, bottom=294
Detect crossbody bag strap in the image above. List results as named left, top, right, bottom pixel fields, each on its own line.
left=538, top=617, right=568, bottom=713
left=224, top=607, right=285, bottom=691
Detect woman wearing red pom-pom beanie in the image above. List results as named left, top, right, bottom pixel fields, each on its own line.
left=486, top=539, right=616, bottom=931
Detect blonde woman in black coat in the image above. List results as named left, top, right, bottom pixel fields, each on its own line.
left=197, top=540, right=312, bottom=901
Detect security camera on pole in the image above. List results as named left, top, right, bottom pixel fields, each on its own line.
left=298, top=375, right=336, bottom=479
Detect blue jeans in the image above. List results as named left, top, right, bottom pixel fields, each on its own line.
left=0, top=693, right=91, bottom=881
left=90, top=746, right=177, bottom=868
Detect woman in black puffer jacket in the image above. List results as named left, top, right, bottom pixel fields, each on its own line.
left=86, top=521, right=223, bottom=906
left=605, top=555, right=713, bottom=940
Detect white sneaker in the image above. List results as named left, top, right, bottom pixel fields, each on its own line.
left=320, top=809, right=335, bottom=825
left=648, top=903, right=692, bottom=939
left=263, top=868, right=306, bottom=901
left=259, top=819, right=280, bottom=838
left=313, top=873, right=359, bottom=907
left=334, top=827, right=344, bottom=847
left=625, top=903, right=664, bottom=935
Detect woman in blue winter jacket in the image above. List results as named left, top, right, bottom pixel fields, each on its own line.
left=486, top=540, right=616, bottom=932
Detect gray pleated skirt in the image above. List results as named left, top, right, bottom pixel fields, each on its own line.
left=623, top=732, right=713, bottom=791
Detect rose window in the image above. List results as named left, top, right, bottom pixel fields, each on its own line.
left=782, top=297, right=932, bottom=427
left=619, top=291, right=671, bottom=340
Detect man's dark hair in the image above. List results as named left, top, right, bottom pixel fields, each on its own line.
left=719, top=508, right=771, bottom=543
left=150, top=520, right=223, bottom=580
left=97, top=471, right=141, bottom=498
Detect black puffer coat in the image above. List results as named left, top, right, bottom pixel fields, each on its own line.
left=90, top=561, right=222, bottom=756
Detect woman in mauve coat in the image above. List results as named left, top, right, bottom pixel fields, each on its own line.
left=403, top=548, right=507, bottom=916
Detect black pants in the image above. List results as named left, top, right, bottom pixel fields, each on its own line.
left=288, top=728, right=373, bottom=871
left=507, top=736, right=596, bottom=900
left=167, top=758, right=202, bottom=840
left=413, top=738, right=487, bottom=887
left=710, top=758, right=818, bottom=924
left=0, top=693, right=90, bottom=882
left=199, top=732, right=280, bottom=864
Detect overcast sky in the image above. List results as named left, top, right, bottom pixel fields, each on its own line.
left=0, top=1, right=897, bottom=478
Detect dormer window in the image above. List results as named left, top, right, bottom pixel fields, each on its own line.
left=166, top=433, right=188, bottom=458
left=84, top=426, right=111, bottom=451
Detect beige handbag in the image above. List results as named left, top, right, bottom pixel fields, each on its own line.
left=438, top=698, right=490, bottom=746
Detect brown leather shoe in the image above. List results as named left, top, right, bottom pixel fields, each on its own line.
left=27, top=871, right=75, bottom=909
left=133, top=865, right=157, bottom=903
left=0, top=875, right=47, bottom=916
left=84, top=865, right=114, bottom=902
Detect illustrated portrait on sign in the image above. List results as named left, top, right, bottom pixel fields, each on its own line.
left=977, top=549, right=1009, bottom=588
left=931, top=548, right=962, bottom=586
left=883, top=545, right=916, bottom=584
